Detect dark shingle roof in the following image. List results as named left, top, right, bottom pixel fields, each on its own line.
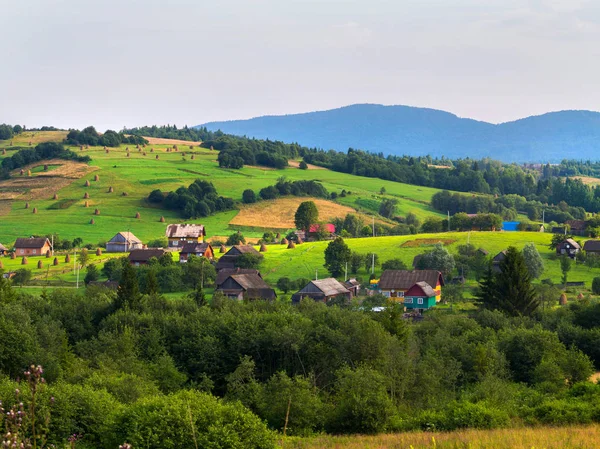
left=407, top=281, right=436, bottom=297
left=166, top=224, right=205, bottom=238
left=221, top=273, right=276, bottom=300
left=310, top=279, right=350, bottom=297
left=584, top=240, right=600, bottom=252
left=180, top=242, right=212, bottom=254
left=14, top=238, right=49, bottom=249
left=128, top=248, right=166, bottom=262
left=230, top=245, right=261, bottom=255
left=216, top=268, right=261, bottom=287
left=378, top=270, right=444, bottom=290
left=563, top=238, right=581, bottom=249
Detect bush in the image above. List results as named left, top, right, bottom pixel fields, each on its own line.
left=299, top=161, right=308, bottom=170
left=110, top=390, right=274, bottom=449
left=593, top=277, right=600, bottom=295
left=242, top=189, right=257, bottom=204
left=226, top=232, right=246, bottom=245
left=148, top=189, right=164, bottom=203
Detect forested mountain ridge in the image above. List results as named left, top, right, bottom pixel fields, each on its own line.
left=198, top=104, right=600, bottom=162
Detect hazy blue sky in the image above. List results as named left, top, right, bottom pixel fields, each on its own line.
left=2, top=0, right=600, bottom=130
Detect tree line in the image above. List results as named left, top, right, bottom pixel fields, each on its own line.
left=123, top=124, right=221, bottom=142
left=65, top=126, right=147, bottom=147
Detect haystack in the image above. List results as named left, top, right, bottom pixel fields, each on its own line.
left=85, top=180, right=91, bottom=187
left=96, top=248, right=102, bottom=256
left=108, top=186, right=114, bottom=193
left=105, top=149, right=109, bottom=154
left=150, top=148, right=154, bottom=152
left=281, top=238, right=288, bottom=245
left=296, top=237, right=304, bottom=245
left=10, top=252, right=16, bottom=260
left=65, top=254, right=70, bottom=263
left=94, top=174, right=100, bottom=181
left=32, top=207, right=37, bottom=214
left=220, top=245, right=226, bottom=253
left=19, top=169, right=24, bottom=175
left=126, top=153, right=130, bottom=158
left=0, top=260, right=3, bottom=269
left=142, top=152, right=146, bottom=156
left=135, top=212, right=141, bottom=219
left=1, top=149, right=6, bottom=155
left=84, top=201, right=89, bottom=207
left=260, top=243, right=267, bottom=252
left=159, top=216, right=165, bottom=223
left=122, top=192, right=128, bottom=196
left=559, top=293, right=568, bottom=306
left=21, top=256, right=28, bottom=265
left=43, top=164, right=48, bottom=171
left=90, top=219, right=95, bottom=224
left=53, top=257, right=59, bottom=266
left=155, top=155, right=159, bottom=159
left=27, top=170, right=31, bottom=176
left=190, top=155, right=195, bottom=160
left=275, top=233, right=281, bottom=240
left=37, top=260, right=43, bottom=269
left=287, top=241, right=296, bottom=249
left=25, top=202, right=29, bottom=209
left=83, top=192, right=89, bottom=199
left=94, top=208, right=100, bottom=215
left=46, top=251, right=51, bottom=258
left=53, top=193, right=58, bottom=200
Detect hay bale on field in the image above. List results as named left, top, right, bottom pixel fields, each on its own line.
left=559, top=293, right=568, bottom=305
left=28, top=141, right=32, bottom=146
left=135, top=212, right=141, bottom=219
left=25, top=202, right=29, bottom=209
left=296, top=237, right=303, bottom=244
left=85, top=180, right=91, bottom=187
left=126, top=153, right=130, bottom=158
left=0, top=260, right=3, bottom=269
left=10, top=252, right=16, bottom=260
left=46, top=251, right=51, bottom=258
left=155, top=155, right=159, bottom=159
left=122, top=191, right=128, bottom=196
left=578, top=292, right=585, bottom=300
left=53, top=257, right=59, bottom=266
left=84, top=201, right=89, bottom=207
left=276, top=233, right=281, bottom=240
left=287, top=241, right=296, bottom=249
left=126, top=147, right=129, bottom=152
left=220, top=245, right=226, bottom=253
left=32, top=207, right=37, bottom=214
left=1, top=149, right=5, bottom=155
left=22, top=256, right=28, bottom=265
left=83, top=192, right=89, bottom=199
left=260, top=243, right=267, bottom=252
left=43, top=164, right=48, bottom=171
left=142, top=151, right=146, bottom=156
left=159, top=216, right=165, bottom=222
left=94, top=208, right=100, bottom=215
left=37, top=260, right=43, bottom=269
left=150, top=148, right=154, bottom=152
left=94, top=174, right=99, bottom=181
left=96, top=248, right=102, bottom=256
left=108, top=186, right=113, bottom=193
left=90, top=219, right=95, bottom=225
left=27, top=170, right=31, bottom=176
left=65, top=254, right=70, bottom=263
left=53, top=193, right=58, bottom=200
left=85, top=144, right=89, bottom=149
left=189, top=145, right=193, bottom=149
left=80, top=145, right=84, bottom=151
left=190, top=155, right=195, bottom=160
left=19, top=169, right=24, bottom=175
left=281, top=238, right=288, bottom=245
left=105, top=149, right=109, bottom=154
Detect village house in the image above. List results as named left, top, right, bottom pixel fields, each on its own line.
left=165, top=224, right=205, bottom=248
left=292, top=278, right=352, bottom=304
left=583, top=240, right=600, bottom=255
left=178, top=242, right=214, bottom=263
left=128, top=248, right=167, bottom=266
left=378, top=269, right=444, bottom=302
left=309, top=223, right=335, bottom=240
left=492, top=250, right=507, bottom=273
left=216, top=268, right=261, bottom=288
left=566, top=220, right=587, bottom=237
left=344, top=278, right=361, bottom=296
left=216, top=272, right=276, bottom=301
left=106, top=232, right=143, bottom=253
left=556, top=238, right=581, bottom=258
left=216, top=245, right=261, bottom=270
left=14, top=237, right=52, bottom=256
left=404, top=281, right=439, bottom=311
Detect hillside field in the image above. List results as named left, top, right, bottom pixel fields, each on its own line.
left=286, top=424, right=600, bottom=449
left=0, top=131, right=443, bottom=246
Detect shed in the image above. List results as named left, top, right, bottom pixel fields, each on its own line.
left=179, top=242, right=214, bottom=262
left=216, top=268, right=261, bottom=288
left=216, top=245, right=261, bottom=270
left=106, top=232, right=143, bottom=253
left=344, top=278, right=361, bottom=296
left=378, top=269, right=444, bottom=302
left=583, top=240, right=600, bottom=254
left=292, top=278, right=351, bottom=304
left=556, top=238, right=581, bottom=259
left=404, top=282, right=438, bottom=310
left=165, top=224, right=206, bottom=248
left=128, top=248, right=167, bottom=266
left=216, top=273, right=276, bottom=300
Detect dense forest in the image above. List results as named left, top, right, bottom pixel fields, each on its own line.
left=1, top=277, right=600, bottom=447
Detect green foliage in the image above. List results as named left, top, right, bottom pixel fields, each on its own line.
left=0, top=142, right=90, bottom=177
left=236, top=253, right=264, bottom=269
left=299, top=160, right=308, bottom=170
left=295, top=201, right=319, bottom=232
left=66, top=126, right=146, bottom=147
left=226, top=232, right=246, bottom=245
left=522, top=243, right=544, bottom=279
left=277, top=277, right=293, bottom=294
left=148, top=189, right=165, bottom=203
left=324, top=237, right=351, bottom=277
left=560, top=255, right=572, bottom=286
left=12, top=268, right=32, bottom=286
left=116, top=263, right=140, bottom=310
left=163, top=179, right=235, bottom=219
left=378, top=198, right=398, bottom=218
left=381, top=258, right=408, bottom=271
left=242, top=189, right=257, bottom=204
left=84, top=264, right=99, bottom=285
left=415, top=243, right=455, bottom=278
left=592, top=277, right=600, bottom=295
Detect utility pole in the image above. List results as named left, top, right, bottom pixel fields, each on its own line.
left=372, top=216, right=375, bottom=237
left=76, top=264, right=80, bottom=289
left=542, top=209, right=545, bottom=227
left=371, top=253, right=375, bottom=275
left=447, top=211, right=450, bottom=232
left=345, top=262, right=348, bottom=281
left=315, top=269, right=318, bottom=280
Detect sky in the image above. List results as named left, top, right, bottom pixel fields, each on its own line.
left=2, top=0, right=600, bottom=130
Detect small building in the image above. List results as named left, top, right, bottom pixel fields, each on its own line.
left=216, top=268, right=261, bottom=288
left=308, top=223, right=336, bottom=240
left=378, top=269, right=444, bottom=302
left=344, top=278, right=361, bottom=296
left=216, top=273, right=276, bottom=301
left=128, top=248, right=167, bottom=266
left=216, top=245, right=261, bottom=270
left=106, top=232, right=143, bottom=253
left=292, top=278, right=352, bottom=304
left=477, top=248, right=489, bottom=256
left=583, top=240, right=600, bottom=254
left=556, top=238, right=581, bottom=258
left=179, top=242, right=214, bottom=263
left=165, top=224, right=206, bottom=248
left=14, top=237, right=52, bottom=256
left=0, top=243, right=6, bottom=256
left=492, top=250, right=507, bottom=273
left=404, top=282, right=438, bottom=311
left=566, top=220, right=587, bottom=237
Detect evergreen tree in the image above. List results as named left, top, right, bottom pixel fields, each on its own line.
left=145, top=269, right=159, bottom=295
left=478, top=246, right=538, bottom=316
left=324, top=237, right=351, bottom=277
left=190, top=283, right=207, bottom=306
left=84, top=264, right=99, bottom=285
left=560, top=255, right=572, bottom=287
left=116, top=262, right=140, bottom=310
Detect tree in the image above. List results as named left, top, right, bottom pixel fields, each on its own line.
left=226, top=232, right=246, bottom=246
left=477, top=246, right=539, bottom=316
left=549, top=233, right=573, bottom=250
left=381, top=258, right=407, bottom=271
left=295, top=201, right=319, bottom=232
left=189, top=283, right=207, bottom=306
left=0, top=124, right=14, bottom=140
left=405, top=212, right=420, bottom=227
left=145, top=269, right=159, bottom=295
left=299, top=161, right=308, bottom=170
left=560, top=255, right=572, bottom=287
left=242, top=189, right=257, bottom=204
left=84, top=264, right=99, bottom=285
left=12, top=268, right=31, bottom=287
left=0, top=271, right=16, bottom=302
left=379, top=186, right=386, bottom=195
left=593, top=277, right=600, bottom=295
left=116, top=262, right=140, bottom=310
left=349, top=252, right=363, bottom=274
left=364, top=253, right=380, bottom=273
left=77, top=248, right=89, bottom=268
left=378, top=199, right=397, bottom=218
left=522, top=243, right=544, bottom=279
left=277, top=277, right=293, bottom=294
left=236, top=253, right=263, bottom=269
left=148, top=189, right=164, bottom=203
left=416, top=243, right=455, bottom=278
left=324, top=237, right=351, bottom=277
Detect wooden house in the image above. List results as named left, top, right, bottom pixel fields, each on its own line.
left=216, top=245, right=261, bottom=270
left=492, top=250, right=507, bottom=273
left=128, top=248, right=167, bottom=266
left=216, top=273, right=276, bottom=301
left=344, top=278, right=361, bottom=296
left=378, top=270, right=444, bottom=302
left=14, top=238, right=51, bottom=256
left=583, top=240, right=600, bottom=255
left=403, top=282, right=438, bottom=311
left=216, top=268, right=261, bottom=288
left=0, top=243, right=6, bottom=256
left=292, top=278, right=352, bottom=304
left=165, top=224, right=205, bottom=248
left=556, top=238, right=581, bottom=259
left=106, top=232, right=143, bottom=253
left=308, top=223, right=335, bottom=240
left=566, top=220, right=587, bottom=237
left=179, top=242, right=214, bottom=262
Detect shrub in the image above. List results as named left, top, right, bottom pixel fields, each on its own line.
left=242, top=189, right=257, bottom=204
left=593, top=277, right=600, bottom=295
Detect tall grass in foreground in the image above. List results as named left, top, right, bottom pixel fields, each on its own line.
left=285, top=425, right=600, bottom=449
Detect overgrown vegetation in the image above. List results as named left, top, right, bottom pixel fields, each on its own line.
left=65, top=126, right=147, bottom=147
left=0, top=142, right=90, bottom=178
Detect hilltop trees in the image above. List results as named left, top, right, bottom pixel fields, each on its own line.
left=415, top=243, right=455, bottom=278
left=0, top=124, right=14, bottom=140
left=295, top=201, right=319, bottom=232
left=324, top=237, right=351, bottom=277
left=162, top=179, right=234, bottom=219
left=66, top=126, right=146, bottom=147
left=378, top=199, right=398, bottom=219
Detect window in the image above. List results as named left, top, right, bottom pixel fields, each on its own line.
left=172, top=240, right=178, bottom=246
left=33, top=250, right=36, bottom=254
left=398, top=291, right=405, bottom=297
left=417, top=298, right=424, bottom=305
left=405, top=297, right=413, bottom=304
left=20, top=249, right=24, bottom=254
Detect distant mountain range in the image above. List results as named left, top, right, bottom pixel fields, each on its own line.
left=198, top=104, right=600, bottom=162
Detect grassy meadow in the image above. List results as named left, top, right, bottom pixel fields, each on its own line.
left=285, top=425, right=600, bottom=449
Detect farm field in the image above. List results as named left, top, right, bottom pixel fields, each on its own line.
left=0, top=131, right=444, bottom=245
left=286, top=424, right=600, bottom=449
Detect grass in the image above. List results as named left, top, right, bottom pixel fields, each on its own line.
left=284, top=424, right=600, bottom=449
left=0, top=132, right=446, bottom=245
